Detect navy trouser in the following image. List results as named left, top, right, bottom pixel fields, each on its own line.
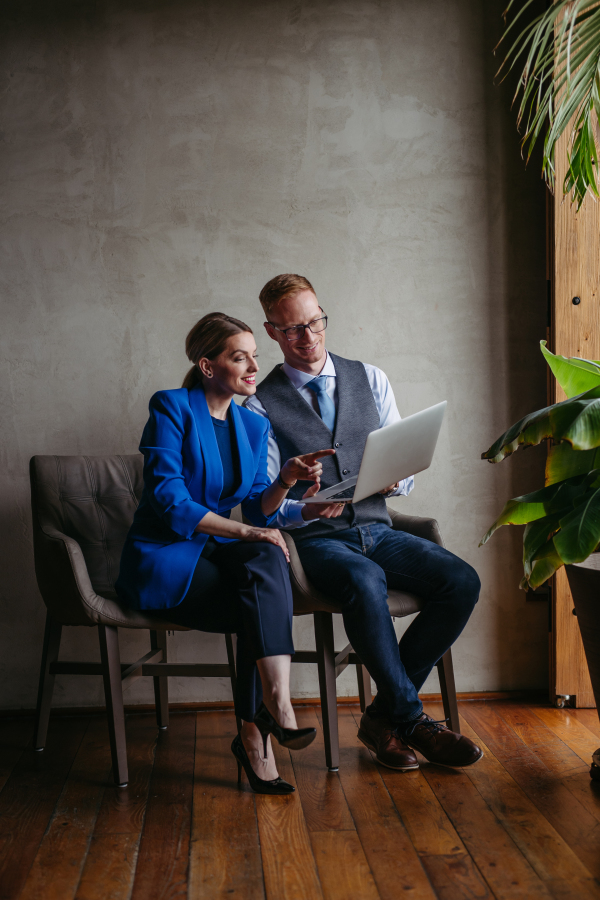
left=155, top=541, right=294, bottom=721
left=296, top=523, right=480, bottom=725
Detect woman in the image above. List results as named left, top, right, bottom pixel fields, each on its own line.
left=116, top=312, right=339, bottom=794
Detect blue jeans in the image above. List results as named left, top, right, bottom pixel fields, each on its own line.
left=297, top=523, right=480, bottom=724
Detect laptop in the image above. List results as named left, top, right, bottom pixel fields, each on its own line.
left=302, top=401, right=447, bottom=505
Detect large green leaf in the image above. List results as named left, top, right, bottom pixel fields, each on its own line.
left=482, top=386, right=600, bottom=462
left=548, top=395, right=600, bottom=449
left=524, top=539, right=565, bottom=591
left=479, top=470, right=600, bottom=546
left=545, top=442, right=600, bottom=484
left=519, top=487, right=600, bottom=589
left=540, top=340, right=600, bottom=398
left=482, top=475, right=600, bottom=589
left=554, top=485, right=600, bottom=562
left=481, top=339, right=600, bottom=588
left=523, top=514, right=562, bottom=581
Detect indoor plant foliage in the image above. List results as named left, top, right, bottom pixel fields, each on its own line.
left=501, top=0, right=600, bottom=207
left=480, top=341, right=600, bottom=590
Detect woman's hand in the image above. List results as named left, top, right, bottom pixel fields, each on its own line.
left=241, top=525, right=290, bottom=562
left=300, top=481, right=348, bottom=521
left=260, top=449, right=336, bottom=518
left=280, top=449, right=336, bottom=486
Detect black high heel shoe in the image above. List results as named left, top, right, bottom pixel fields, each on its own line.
left=231, top=734, right=294, bottom=795
left=253, top=702, right=317, bottom=757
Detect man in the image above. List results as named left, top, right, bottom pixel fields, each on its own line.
left=244, top=274, right=482, bottom=770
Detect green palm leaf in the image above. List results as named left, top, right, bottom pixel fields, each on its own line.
left=519, top=485, right=600, bottom=589
left=546, top=441, right=600, bottom=484
left=481, top=387, right=600, bottom=462
left=540, top=340, right=600, bottom=398
left=481, top=341, right=600, bottom=588
left=500, top=0, right=600, bottom=207
left=479, top=470, right=600, bottom=546
left=524, top=539, right=565, bottom=591
left=522, top=514, right=562, bottom=580
left=482, top=343, right=600, bottom=461
left=554, top=484, right=600, bottom=562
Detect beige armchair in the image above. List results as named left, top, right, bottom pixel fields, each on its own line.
left=30, top=454, right=459, bottom=783
left=284, top=507, right=460, bottom=771
left=30, top=454, right=238, bottom=787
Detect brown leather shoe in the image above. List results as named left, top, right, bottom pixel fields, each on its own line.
left=358, top=712, right=419, bottom=771
left=401, top=713, right=483, bottom=767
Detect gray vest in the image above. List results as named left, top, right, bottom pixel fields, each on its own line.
left=255, top=352, right=391, bottom=542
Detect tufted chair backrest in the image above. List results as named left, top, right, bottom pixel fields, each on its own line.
left=30, top=455, right=143, bottom=598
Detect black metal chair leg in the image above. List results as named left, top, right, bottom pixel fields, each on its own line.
left=225, top=633, right=242, bottom=734
left=34, top=613, right=62, bottom=750
left=98, top=624, right=129, bottom=786
left=437, top=648, right=460, bottom=734
left=150, top=630, right=169, bottom=730
left=314, top=611, right=339, bottom=771
left=356, top=663, right=372, bottom=713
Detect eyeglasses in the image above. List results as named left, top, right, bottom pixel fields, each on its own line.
left=267, top=312, right=328, bottom=342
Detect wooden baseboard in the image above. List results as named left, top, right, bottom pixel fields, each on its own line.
left=0, top=689, right=549, bottom=718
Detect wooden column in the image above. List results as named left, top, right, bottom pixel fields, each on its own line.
left=550, top=130, right=599, bottom=708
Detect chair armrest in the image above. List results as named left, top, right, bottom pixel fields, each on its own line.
left=386, top=507, right=444, bottom=547
left=282, top=532, right=341, bottom=615
left=32, top=525, right=104, bottom=626
left=32, top=526, right=189, bottom=630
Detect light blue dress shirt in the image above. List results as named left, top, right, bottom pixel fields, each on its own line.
left=244, top=352, right=414, bottom=528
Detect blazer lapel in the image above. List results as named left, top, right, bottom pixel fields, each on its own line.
left=229, top=401, right=255, bottom=504
left=188, top=385, right=223, bottom=510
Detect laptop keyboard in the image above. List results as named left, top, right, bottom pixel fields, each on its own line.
left=327, top=486, right=356, bottom=500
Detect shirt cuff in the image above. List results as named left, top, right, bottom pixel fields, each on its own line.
left=276, top=499, right=310, bottom=529
left=391, top=476, right=414, bottom=497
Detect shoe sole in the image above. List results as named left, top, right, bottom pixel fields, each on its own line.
left=358, top=731, right=419, bottom=771
left=279, top=730, right=317, bottom=751
left=404, top=741, right=484, bottom=768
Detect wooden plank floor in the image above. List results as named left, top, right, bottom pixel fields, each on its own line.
left=1, top=700, right=600, bottom=900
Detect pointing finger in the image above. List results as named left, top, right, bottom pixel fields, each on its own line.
left=307, top=449, right=337, bottom=461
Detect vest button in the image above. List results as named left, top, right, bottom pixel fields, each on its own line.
left=335, top=442, right=341, bottom=448
left=342, top=469, right=349, bottom=475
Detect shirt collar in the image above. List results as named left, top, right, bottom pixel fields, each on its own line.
left=282, top=351, right=336, bottom=389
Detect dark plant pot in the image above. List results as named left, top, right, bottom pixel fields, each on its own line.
left=565, top=556, right=600, bottom=782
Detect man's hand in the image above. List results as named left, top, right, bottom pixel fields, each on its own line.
left=379, top=482, right=400, bottom=496
left=280, top=449, right=336, bottom=485
left=300, top=481, right=348, bottom=521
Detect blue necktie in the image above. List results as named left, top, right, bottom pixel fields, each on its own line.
left=307, top=375, right=336, bottom=433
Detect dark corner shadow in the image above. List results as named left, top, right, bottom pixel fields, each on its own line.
left=481, top=0, right=547, bottom=490
left=481, top=1, right=549, bottom=686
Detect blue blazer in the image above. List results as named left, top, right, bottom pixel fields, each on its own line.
left=115, top=385, right=278, bottom=610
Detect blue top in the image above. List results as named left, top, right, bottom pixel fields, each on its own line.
left=211, top=411, right=240, bottom=500
left=115, top=385, right=277, bottom=611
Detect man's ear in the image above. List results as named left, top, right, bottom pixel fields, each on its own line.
left=264, top=322, right=278, bottom=342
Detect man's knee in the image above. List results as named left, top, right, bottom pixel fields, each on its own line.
left=454, top=561, right=480, bottom=611
left=342, top=563, right=388, bottom=613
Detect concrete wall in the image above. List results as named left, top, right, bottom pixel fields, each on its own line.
left=0, top=0, right=548, bottom=710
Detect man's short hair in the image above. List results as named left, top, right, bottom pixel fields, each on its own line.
left=259, top=274, right=315, bottom=316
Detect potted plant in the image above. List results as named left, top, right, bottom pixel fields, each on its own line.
left=480, top=341, right=600, bottom=781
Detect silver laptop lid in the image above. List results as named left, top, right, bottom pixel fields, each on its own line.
left=352, top=401, right=447, bottom=504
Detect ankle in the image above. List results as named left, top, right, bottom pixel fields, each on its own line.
left=262, top=694, right=296, bottom=728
